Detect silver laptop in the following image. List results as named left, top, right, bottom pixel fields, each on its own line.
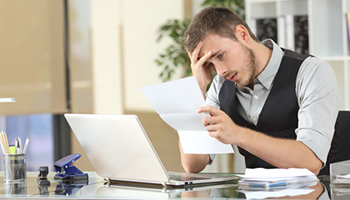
left=64, top=113, right=237, bottom=187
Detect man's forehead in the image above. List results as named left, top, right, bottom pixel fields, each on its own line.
left=198, top=34, right=226, bottom=55
left=197, top=39, right=211, bottom=57
left=198, top=40, right=220, bottom=58
left=199, top=50, right=220, bottom=60
left=199, top=35, right=239, bottom=58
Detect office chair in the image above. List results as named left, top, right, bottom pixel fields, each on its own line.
left=319, top=110, right=350, bottom=175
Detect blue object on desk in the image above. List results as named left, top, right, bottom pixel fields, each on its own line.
left=54, top=153, right=88, bottom=181
left=55, top=179, right=88, bottom=196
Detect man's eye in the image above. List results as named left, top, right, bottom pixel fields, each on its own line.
left=204, top=62, right=213, bottom=68
left=218, top=53, right=224, bottom=59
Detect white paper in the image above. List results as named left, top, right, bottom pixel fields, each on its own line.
left=241, top=168, right=316, bottom=179
left=141, top=76, right=234, bottom=154
left=242, top=188, right=314, bottom=199
left=238, top=168, right=317, bottom=199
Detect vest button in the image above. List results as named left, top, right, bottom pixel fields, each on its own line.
left=254, top=95, right=259, bottom=100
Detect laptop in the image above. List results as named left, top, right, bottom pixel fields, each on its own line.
left=64, top=113, right=237, bottom=187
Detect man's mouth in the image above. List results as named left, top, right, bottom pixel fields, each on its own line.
left=228, top=73, right=238, bottom=82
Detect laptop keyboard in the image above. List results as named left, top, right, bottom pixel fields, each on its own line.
left=169, top=174, right=211, bottom=181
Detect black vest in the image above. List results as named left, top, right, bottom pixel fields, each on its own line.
left=218, top=49, right=309, bottom=168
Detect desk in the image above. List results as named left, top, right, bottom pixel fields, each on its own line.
left=0, top=172, right=348, bottom=199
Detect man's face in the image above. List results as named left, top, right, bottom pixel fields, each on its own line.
left=198, top=34, right=256, bottom=89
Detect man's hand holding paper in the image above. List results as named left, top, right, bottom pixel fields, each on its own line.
left=141, top=76, right=234, bottom=154
left=197, top=105, right=241, bottom=145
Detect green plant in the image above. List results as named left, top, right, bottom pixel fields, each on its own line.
left=156, top=0, right=245, bottom=82
left=155, top=19, right=191, bottom=82
left=201, top=0, right=245, bottom=20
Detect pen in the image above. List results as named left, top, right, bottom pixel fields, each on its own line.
left=0, top=132, right=6, bottom=153
left=0, top=131, right=9, bottom=154
left=15, top=138, right=20, bottom=154
left=17, top=137, right=22, bottom=154
left=23, top=137, right=30, bottom=154
left=4, top=132, right=9, bottom=154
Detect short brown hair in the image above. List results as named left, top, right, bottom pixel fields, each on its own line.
left=184, top=7, right=259, bottom=52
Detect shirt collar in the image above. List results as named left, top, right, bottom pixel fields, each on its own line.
left=253, top=39, right=284, bottom=90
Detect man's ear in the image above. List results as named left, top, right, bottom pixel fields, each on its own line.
left=235, top=25, right=249, bottom=42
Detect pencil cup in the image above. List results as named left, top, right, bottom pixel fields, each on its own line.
left=4, top=153, right=27, bottom=183
left=4, top=181, right=27, bottom=196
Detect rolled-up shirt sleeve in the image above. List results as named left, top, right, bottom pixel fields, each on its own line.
left=296, top=57, right=340, bottom=165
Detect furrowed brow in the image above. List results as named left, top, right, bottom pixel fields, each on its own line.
left=203, top=51, right=220, bottom=66
left=210, top=51, right=220, bottom=59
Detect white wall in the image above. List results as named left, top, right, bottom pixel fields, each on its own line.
left=89, top=0, right=185, bottom=113
left=123, top=0, right=185, bottom=112
left=91, top=0, right=124, bottom=114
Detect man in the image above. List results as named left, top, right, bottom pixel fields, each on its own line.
left=180, top=7, right=340, bottom=175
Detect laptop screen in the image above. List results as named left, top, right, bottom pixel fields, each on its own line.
left=64, top=114, right=170, bottom=184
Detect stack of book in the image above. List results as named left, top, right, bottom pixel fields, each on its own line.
left=251, top=15, right=309, bottom=54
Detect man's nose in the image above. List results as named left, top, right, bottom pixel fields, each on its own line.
left=216, top=63, right=228, bottom=77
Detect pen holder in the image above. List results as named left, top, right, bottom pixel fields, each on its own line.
left=4, top=181, right=27, bottom=196
left=4, top=153, right=27, bottom=183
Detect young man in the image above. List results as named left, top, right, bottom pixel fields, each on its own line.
left=180, top=7, right=340, bottom=175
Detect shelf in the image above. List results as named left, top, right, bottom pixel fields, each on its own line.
left=321, top=56, right=350, bottom=62
left=245, top=0, right=350, bottom=109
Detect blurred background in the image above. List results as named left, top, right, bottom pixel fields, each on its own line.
left=0, top=0, right=245, bottom=174
left=1, top=0, right=349, bottom=175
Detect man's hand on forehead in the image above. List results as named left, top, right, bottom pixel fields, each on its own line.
left=187, top=40, right=213, bottom=96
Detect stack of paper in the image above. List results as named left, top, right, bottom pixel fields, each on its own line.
left=238, top=168, right=318, bottom=191
left=141, top=76, right=233, bottom=154
left=241, top=188, right=315, bottom=199
left=332, top=187, right=350, bottom=198
left=238, top=168, right=318, bottom=199
left=333, top=174, right=350, bottom=184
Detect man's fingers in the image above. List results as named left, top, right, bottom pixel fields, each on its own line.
left=189, top=41, right=212, bottom=67
left=197, top=51, right=212, bottom=67
left=207, top=129, right=222, bottom=141
left=192, top=41, right=203, bottom=60
left=188, top=41, right=202, bottom=64
left=208, top=131, right=217, bottom=138
left=203, top=116, right=218, bottom=126
left=205, top=122, right=218, bottom=131
left=197, top=105, right=221, bottom=116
